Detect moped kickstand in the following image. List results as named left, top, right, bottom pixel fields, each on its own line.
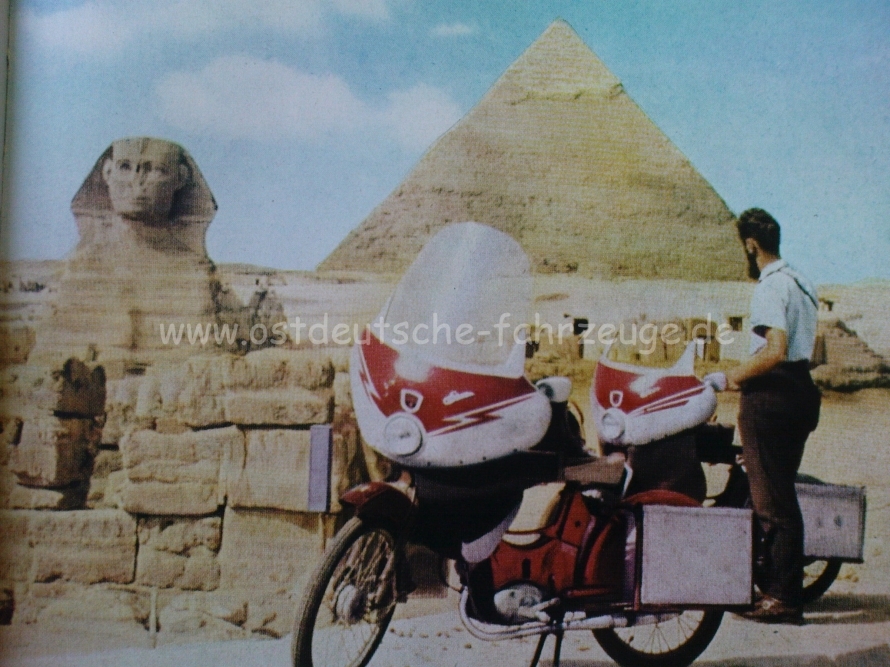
left=528, top=630, right=563, bottom=667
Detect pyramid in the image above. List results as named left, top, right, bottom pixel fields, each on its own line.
left=320, top=20, right=745, bottom=280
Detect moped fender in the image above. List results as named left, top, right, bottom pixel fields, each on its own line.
left=340, top=481, right=415, bottom=527
left=623, top=489, right=701, bottom=508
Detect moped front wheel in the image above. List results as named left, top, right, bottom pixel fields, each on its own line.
left=593, top=610, right=723, bottom=667
left=292, top=518, right=400, bottom=667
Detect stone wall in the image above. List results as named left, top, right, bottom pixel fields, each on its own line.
left=0, top=347, right=366, bottom=641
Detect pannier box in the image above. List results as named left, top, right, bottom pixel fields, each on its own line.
left=797, top=482, right=866, bottom=561
left=638, top=505, right=752, bottom=606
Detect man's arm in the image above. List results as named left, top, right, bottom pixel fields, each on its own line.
left=725, top=328, right=787, bottom=388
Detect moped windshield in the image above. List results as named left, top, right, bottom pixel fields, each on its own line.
left=377, top=222, right=531, bottom=376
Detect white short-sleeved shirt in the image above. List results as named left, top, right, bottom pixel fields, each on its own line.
left=749, top=259, right=818, bottom=361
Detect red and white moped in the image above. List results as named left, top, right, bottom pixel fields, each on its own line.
left=291, top=223, right=797, bottom=667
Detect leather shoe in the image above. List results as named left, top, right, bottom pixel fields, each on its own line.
left=740, top=595, right=803, bottom=625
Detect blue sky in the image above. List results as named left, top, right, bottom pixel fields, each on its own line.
left=1, top=0, right=888, bottom=284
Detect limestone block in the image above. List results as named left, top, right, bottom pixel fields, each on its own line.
left=0, top=511, right=32, bottom=581
left=8, top=416, right=99, bottom=487
left=119, top=352, right=336, bottom=429
left=225, top=348, right=335, bottom=392
left=217, top=507, right=323, bottom=591
left=122, top=358, right=228, bottom=428
left=0, top=360, right=105, bottom=419
left=0, top=325, right=36, bottom=365
left=87, top=477, right=110, bottom=508
left=6, top=481, right=89, bottom=510
left=0, top=509, right=137, bottom=584
left=132, top=370, right=189, bottom=424
left=133, top=375, right=162, bottom=420
left=102, top=376, right=149, bottom=444
left=222, top=388, right=332, bottom=426
left=8, top=580, right=81, bottom=625
left=175, top=356, right=232, bottom=427
left=227, top=430, right=311, bottom=511
left=136, top=517, right=221, bottom=590
left=0, top=366, right=40, bottom=419
left=137, top=548, right=186, bottom=587
left=96, top=446, right=123, bottom=474
left=119, top=426, right=241, bottom=515
left=155, top=417, right=189, bottom=434
left=178, top=546, right=221, bottom=591
left=31, top=510, right=137, bottom=584
left=122, top=482, right=219, bottom=516
left=86, top=449, right=123, bottom=508
left=142, top=516, right=222, bottom=553
left=136, top=545, right=220, bottom=592
left=38, top=586, right=149, bottom=625
left=96, top=469, right=128, bottom=509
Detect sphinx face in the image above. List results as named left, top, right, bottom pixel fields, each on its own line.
left=102, top=138, right=186, bottom=223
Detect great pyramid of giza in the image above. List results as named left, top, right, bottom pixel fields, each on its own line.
left=320, top=20, right=745, bottom=280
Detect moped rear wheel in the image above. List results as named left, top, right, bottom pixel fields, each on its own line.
left=801, top=558, right=843, bottom=604
left=593, top=610, right=723, bottom=667
left=292, top=518, right=399, bottom=667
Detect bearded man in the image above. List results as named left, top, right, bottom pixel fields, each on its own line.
left=704, top=208, right=821, bottom=624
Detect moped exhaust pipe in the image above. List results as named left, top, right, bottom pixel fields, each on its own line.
left=459, top=588, right=676, bottom=641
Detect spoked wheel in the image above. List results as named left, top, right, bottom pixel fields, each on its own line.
left=292, top=518, right=400, bottom=667
left=593, top=610, right=723, bottom=667
left=801, top=558, right=842, bottom=604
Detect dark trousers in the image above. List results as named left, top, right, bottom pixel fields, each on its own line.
left=738, top=361, right=820, bottom=606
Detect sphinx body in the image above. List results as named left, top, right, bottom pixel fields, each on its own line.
left=31, top=138, right=223, bottom=370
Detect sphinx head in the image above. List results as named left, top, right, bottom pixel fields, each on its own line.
left=101, top=138, right=189, bottom=223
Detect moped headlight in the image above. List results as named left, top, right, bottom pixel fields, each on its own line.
left=382, top=415, right=423, bottom=456
left=600, top=409, right=626, bottom=442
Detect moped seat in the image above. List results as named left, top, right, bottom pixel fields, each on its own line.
left=505, top=482, right=566, bottom=536
left=564, top=455, right=626, bottom=486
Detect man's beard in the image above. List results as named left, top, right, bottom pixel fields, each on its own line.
left=746, top=251, right=761, bottom=279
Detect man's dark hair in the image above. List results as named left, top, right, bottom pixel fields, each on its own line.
left=736, top=208, right=781, bottom=254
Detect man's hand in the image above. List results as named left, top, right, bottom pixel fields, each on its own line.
left=702, top=372, right=728, bottom=392
left=726, top=328, right=788, bottom=387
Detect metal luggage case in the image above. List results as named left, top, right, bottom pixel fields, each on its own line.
left=637, top=505, right=753, bottom=606
left=797, top=482, right=866, bottom=562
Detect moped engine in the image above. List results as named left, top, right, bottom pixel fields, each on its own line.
left=492, top=583, right=546, bottom=624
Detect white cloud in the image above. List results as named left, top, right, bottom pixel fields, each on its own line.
left=19, top=0, right=393, bottom=56
left=381, top=84, right=463, bottom=151
left=430, top=22, right=476, bottom=38
left=156, top=56, right=365, bottom=142
left=156, top=56, right=463, bottom=151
